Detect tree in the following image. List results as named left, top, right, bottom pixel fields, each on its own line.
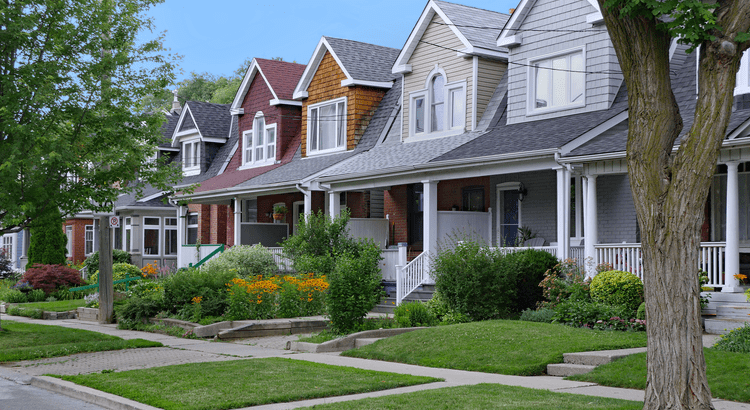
left=27, top=208, right=67, bottom=266
left=598, top=0, right=750, bottom=408
left=0, top=0, right=181, bottom=234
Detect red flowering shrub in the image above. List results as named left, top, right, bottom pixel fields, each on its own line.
left=23, top=264, right=83, bottom=294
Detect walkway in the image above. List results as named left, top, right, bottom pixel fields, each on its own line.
left=0, top=315, right=747, bottom=410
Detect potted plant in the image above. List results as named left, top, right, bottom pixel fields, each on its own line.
left=272, top=204, right=288, bottom=221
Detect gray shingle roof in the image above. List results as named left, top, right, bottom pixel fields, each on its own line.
left=325, top=37, right=400, bottom=83
left=184, top=101, right=231, bottom=140
left=159, top=110, right=181, bottom=148
left=434, top=0, right=510, bottom=51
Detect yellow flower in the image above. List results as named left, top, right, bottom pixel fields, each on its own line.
left=191, top=296, right=203, bottom=304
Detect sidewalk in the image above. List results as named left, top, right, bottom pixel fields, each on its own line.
left=1, top=315, right=747, bottom=410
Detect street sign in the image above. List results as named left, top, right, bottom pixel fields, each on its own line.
left=109, top=216, right=120, bottom=228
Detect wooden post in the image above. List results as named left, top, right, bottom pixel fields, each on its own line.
left=98, top=216, right=114, bottom=323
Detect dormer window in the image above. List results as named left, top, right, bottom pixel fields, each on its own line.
left=529, top=48, right=585, bottom=114
left=307, top=97, right=347, bottom=155
left=182, top=140, right=200, bottom=176
left=736, top=50, right=750, bottom=95
left=241, top=112, right=277, bottom=168
left=409, top=67, right=466, bottom=140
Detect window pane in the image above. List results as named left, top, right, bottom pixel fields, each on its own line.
left=244, top=199, right=258, bottom=223
left=144, top=217, right=159, bottom=225
left=310, top=109, right=318, bottom=151
left=337, top=102, right=346, bottom=148
left=245, top=133, right=252, bottom=163
left=552, top=56, right=567, bottom=107
left=187, top=228, right=197, bottom=245
left=187, top=214, right=198, bottom=225
left=125, top=229, right=131, bottom=252
left=450, top=89, right=464, bottom=128
left=319, top=103, right=336, bottom=150
left=535, top=61, right=551, bottom=108
left=267, top=143, right=275, bottom=161
left=432, top=75, right=444, bottom=103
left=431, top=75, right=444, bottom=132
left=414, top=97, right=425, bottom=133
left=144, top=229, right=159, bottom=255
left=431, top=102, right=444, bottom=132
left=570, top=53, right=585, bottom=103
left=165, top=229, right=177, bottom=255
left=255, top=117, right=265, bottom=146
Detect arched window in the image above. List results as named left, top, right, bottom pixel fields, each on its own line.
left=431, top=74, right=445, bottom=132
left=409, top=66, right=465, bottom=138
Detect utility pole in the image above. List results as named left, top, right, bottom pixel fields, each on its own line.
left=98, top=216, right=114, bottom=323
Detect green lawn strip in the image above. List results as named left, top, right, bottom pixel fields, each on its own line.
left=343, top=320, right=647, bottom=376
left=0, top=322, right=161, bottom=362
left=58, top=358, right=441, bottom=410
left=298, top=383, right=643, bottom=410
left=16, top=299, right=86, bottom=312
left=568, top=349, right=750, bottom=403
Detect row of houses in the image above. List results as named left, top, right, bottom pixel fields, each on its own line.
left=5, top=0, right=750, bottom=300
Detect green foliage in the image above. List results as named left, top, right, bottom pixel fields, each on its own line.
left=115, top=295, right=163, bottom=325
left=590, top=270, right=644, bottom=313
left=326, top=243, right=383, bottom=333
left=1, top=289, right=28, bottom=303
left=161, top=267, right=235, bottom=318
left=27, top=289, right=47, bottom=303
left=501, top=249, right=559, bottom=312
left=394, top=301, right=437, bottom=327
left=636, top=302, right=646, bottom=320
left=424, top=291, right=450, bottom=322
left=27, top=209, right=67, bottom=266
left=282, top=210, right=357, bottom=276
left=699, top=270, right=712, bottom=309
left=22, top=264, right=83, bottom=294
left=519, top=308, right=556, bottom=323
left=552, top=300, right=644, bottom=331
left=83, top=250, right=132, bottom=276
left=7, top=305, right=43, bottom=319
left=203, top=244, right=277, bottom=278
left=90, top=263, right=141, bottom=292
left=0, top=249, right=14, bottom=279
left=713, top=324, right=750, bottom=353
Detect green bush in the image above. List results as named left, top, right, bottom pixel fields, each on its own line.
left=7, top=305, right=43, bottom=319
left=519, top=308, right=556, bottom=323
left=538, top=259, right=591, bottom=309
left=281, top=210, right=357, bottom=276
left=590, top=270, right=644, bottom=313
left=27, top=209, right=66, bottom=266
left=83, top=250, right=132, bottom=276
left=552, top=300, right=634, bottom=328
left=203, top=244, right=277, bottom=278
left=424, top=291, right=450, bottom=322
left=115, top=295, right=163, bottom=325
left=394, top=301, right=437, bottom=327
left=90, top=263, right=141, bottom=292
left=326, top=242, right=383, bottom=333
left=28, top=288, right=47, bottom=302
left=500, top=249, right=558, bottom=312
left=636, top=302, right=646, bottom=320
left=713, top=324, right=750, bottom=353
left=161, top=267, right=236, bottom=318
left=1, top=289, right=28, bottom=303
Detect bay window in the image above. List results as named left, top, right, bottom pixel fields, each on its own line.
left=143, top=217, right=160, bottom=256
left=307, top=97, right=346, bottom=155
left=529, top=48, right=585, bottom=113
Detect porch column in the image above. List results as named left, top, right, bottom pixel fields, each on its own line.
left=556, top=167, right=570, bottom=260
left=177, top=206, right=184, bottom=268
left=584, top=174, right=598, bottom=277
left=423, top=180, right=439, bottom=283
left=724, top=161, right=742, bottom=292
left=329, top=192, right=341, bottom=219
left=302, top=190, right=312, bottom=216
left=575, top=175, right=583, bottom=238
left=233, top=197, right=241, bottom=247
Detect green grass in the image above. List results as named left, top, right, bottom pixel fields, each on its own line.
left=17, top=299, right=86, bottom=312
left=297, top=330, right=342, bottom=344
left=568, top=348, right=750, bottom=403
left=343, top=320, right=647, bottom=375
left=299, top=383, right=643, bottom=410
left=0, top=322, right=161, bottom=362
left=59, top=358, right=441, bottom=410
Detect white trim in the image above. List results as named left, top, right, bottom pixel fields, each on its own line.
left=393, top=64, right=412, bottom=74
left=182, top=139, right=201, bottom=176
left=137, top=191, right=167, bottom=203
left=231, top=58, right=279, bottom=112
left=735, top=50, right=750, bottom=96
left=408, top=66, right=466, bottom=139
left=728, top=117, right=750, bottom=140
left=471, top=56, right=478, bottom=131
left=171, top=105, right=202, bottom=147
left=142, top=216, right=162, bottom=257
left=293, top=37, right=355, bottom=100
left=497, top=0, right=533, bottom=47
left=498, top=34, right=522, bottom=48
left=240, top=112, right=277, bottom=169
left=230, top=108, right=244, bottom=115
left=269, top=98, right=303, bottom=106
left=84, top=224, right=95, bottom=256
left=527, top=47, right=587, bottom=116
left=458, top=46, right=509, bottom=59
left=218, top=142, right=239, bottom=175
left=496, top=183, right=523, bottom=247
left=560, top=111, right=629, bottom=155
left=585, top=12, right=604, bottom=25
left=306, top=96, right=348, bottom=156
left=340, top=79, right=394, bottom=88
left=164, top=217, right=178, bottom=256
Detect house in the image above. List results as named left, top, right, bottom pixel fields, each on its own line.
left=1, top=230, right=26, bottom=272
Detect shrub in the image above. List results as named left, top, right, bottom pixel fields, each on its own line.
left=424, top=291, right=450, bottom=322
left=713, top=324, right=750, bottom=353
left=326, top=242, right=383, bottom=333
left=552, top=299, right=638, bottom=330
left=83, top=250, right=132, bottom=276
left=1, top=289, right=28, bottom=303
left=161, top=267, right=235, bottom=317
left=636, top=302, right=646, bottom=320
left=394, top=301, right=437, bottom=327
left=27, top=209, right=67, bottom=266
left=281, top=210, right=358, bottom=276
left=203, top=244, right=277, bottom=278
left=519, top=308, right=556, bottom=323
left=590, top=270, right=644, bottom=313
left=115, top=295, right=163, bottom=325
left=0, top=249, right=14, bottom=279
left=500, top=249, right=559, bottom=312
left=90, top=263, right=142, bottom=292
left=22, top=264, right=83, bottom=294
left=28, top=288, right=47, bottom=302
left=538, top=259, right=591, bottom=309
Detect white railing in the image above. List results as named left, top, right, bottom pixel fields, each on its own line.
left=570, top=246, right=585, bottom=267
left=380, top=249, right=399, bottom=281
left=349, top=218, right=389, bottom=248
left=396, top=252, right=427, bottom=305
left=179, top=244, right=224, bottom=268
left=595, top=242, right=727, bottom=287
left=267, top=247, right=293, bottom=271
left=492, top=245, right=558, bottom=257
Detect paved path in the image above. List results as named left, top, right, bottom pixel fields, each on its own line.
left=1, top=315, right=748, bottom=410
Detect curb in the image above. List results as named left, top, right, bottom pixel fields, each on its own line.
left=288, top=327, right=425, bottom=353
left=30, top=376, right=160, bottom=410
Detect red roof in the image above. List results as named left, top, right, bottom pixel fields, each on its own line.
left=255, top=58, right=306, bottom=100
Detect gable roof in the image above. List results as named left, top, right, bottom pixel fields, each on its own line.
left=393, top=0, right=510, bottom=73
left=171, top=101, right=231, bottom=147
left=230, top=58, right=306, bottom=114
left=497, top=0, right=601, bottom=48
left=293, top=36, right=400, bottom=99
left=158, top=110, right=181, bottom=149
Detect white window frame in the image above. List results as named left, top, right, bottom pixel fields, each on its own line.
left=65, top=226, right=73, bottom=257
left=736, top=50, right=750, bottom=96
left=240, top=112, right=277, bottom=169
left=408, top=66, right=466, bottom=140
left=186, top=213, right=198, bottom=245
left=307, top=96, right=347, bottom=156
left=124, top=217, right=132, bottom=253
left=143, top=217, right=161, bottom=257
left=164, top=217, right=178, bottom=256
left=85, top=224, right=94, bottom=256
left=527, top=47, right=586, bottom=116
left=2, top=234, right=15, bottom=265
left=182, top=139, right=201, bottom=176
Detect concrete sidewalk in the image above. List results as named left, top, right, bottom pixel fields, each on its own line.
left=1, top=315, right=747, bottom=410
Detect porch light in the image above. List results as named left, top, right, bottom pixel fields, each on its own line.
left=518, top=183, right=528, bottom=202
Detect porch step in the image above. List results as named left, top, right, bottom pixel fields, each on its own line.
left=716, top=304, right=750, bottom=319
left=547, top=364, right=598, bottom=377
left=704, top=317, right=750, bottom=335
left=546, top=347, right=646, bottom=376
left=372, top=285, right=436, bottom=314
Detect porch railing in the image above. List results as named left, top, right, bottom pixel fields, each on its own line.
left=492, top=246, right=558, bottom=257
left=267, top=247, right=293, bottom=271
left=396, top=251, right=427, bottom=305
left=595, top=242, right=727, bottom=287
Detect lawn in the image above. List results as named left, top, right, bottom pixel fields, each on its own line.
left=343, top=320, right=648, bottom=375
left=299, top=383, right=643, bottom=410
left=0, top=322, right=161, bottom=362
left=15, top=299, right=86, bottom=312
left=568, top=348, right=750, bottom=403
left=59, top=358, right=441, bottom=410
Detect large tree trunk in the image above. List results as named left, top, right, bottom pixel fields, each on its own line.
left=599, top=1, right=750, bottom=409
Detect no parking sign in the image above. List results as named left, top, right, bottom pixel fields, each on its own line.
left=109, top=216, right=120, bottom=228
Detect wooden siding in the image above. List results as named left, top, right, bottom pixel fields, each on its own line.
left=506, top=0, right=623, bottom=125
left=301, top=51, right=386, bottom=157
left=476, top=59, right=507, bottom=124
left=403, top=12, right=474, bottom=139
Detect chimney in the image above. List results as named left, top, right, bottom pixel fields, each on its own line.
left=509, top=8, right=516, bottom=14
left=171, top=89, right=182, bottom=114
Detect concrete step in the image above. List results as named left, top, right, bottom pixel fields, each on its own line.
left=702, top=292, right=749, bottom=304
left=354, top=337, right=382, bottom=348
left=563, top=348, right=647, bottom=366
left=716, top=304, right=750, bottom=319
left=704, top=317, right=750, bottom=335
left=547, top=364, right=598, bottom=377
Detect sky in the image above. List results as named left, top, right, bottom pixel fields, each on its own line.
left=145, top=0, right=522, bottom=83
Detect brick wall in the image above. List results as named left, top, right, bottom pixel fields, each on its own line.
left=346, top=192, right=369, bottom=218
left=63, top=219, right=93, bottom=265
left=384, top=185, right=408, bottom=245
left=437, top=177, right=491, bottom=211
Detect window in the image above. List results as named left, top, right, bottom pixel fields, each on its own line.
left=165, top=218, right=177, bottom=256
left=124, top=217, right=132, bottom=253
left=186, top=213, right=198, bottom=245
left=182, top=140, right=200, bottom=175
left=736, top=50, right=750, bottom=95
left=410, top=68, right=465, bottom=138
left=243, top=199, right=257, bottom=223
left=85, top=225, right=94, bottom=255
left=65, top=226, right=73, bottom=256
left=2, top=234, right=14, bottom=262
left=143, top=217, right=160, bottom=256
left=462, top=186, right=485, bottom=212
left=530, top=49, right=585, bottom=113
left=407, top=184, right=423, bottom=245
left=307, top=97, right=346, bottom=155
left=242, top=113, right=277, bottom=167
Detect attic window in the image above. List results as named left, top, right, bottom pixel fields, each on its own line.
left=307, top=97, right=347, bottom=156
left=735, top=50, right=750, bottom=96
left=409, top=67, right=466, bottom=140
left=182, top=140, right=200, bottom=176
left=241, top=112, right=276, bottom=169
left=529, top=49, right=585, bottom=115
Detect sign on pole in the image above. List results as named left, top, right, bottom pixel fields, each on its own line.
left=109, top=216, right=120, bottom=228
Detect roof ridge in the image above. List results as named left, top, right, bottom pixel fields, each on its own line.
left=323, top=36, right=400, bottom=52
left=434, top=0, right=510, bottom=18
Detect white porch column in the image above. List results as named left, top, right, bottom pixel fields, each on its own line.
left=724, top=161, right=742, bottom=292
left=423, top=180, right=439, bottom=283
left=303, top=191, right=312, bottom=216
left=329, top=192, right=341, bottom=219
left=584, top=174, right=598, bottom=277
left=556, top=167, right=570, bottom=260
left=177, top=206, right=185, bottom=268
left=233, top=197, right=241, bottom=247
left=575, top=175, right=583, bottom=238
